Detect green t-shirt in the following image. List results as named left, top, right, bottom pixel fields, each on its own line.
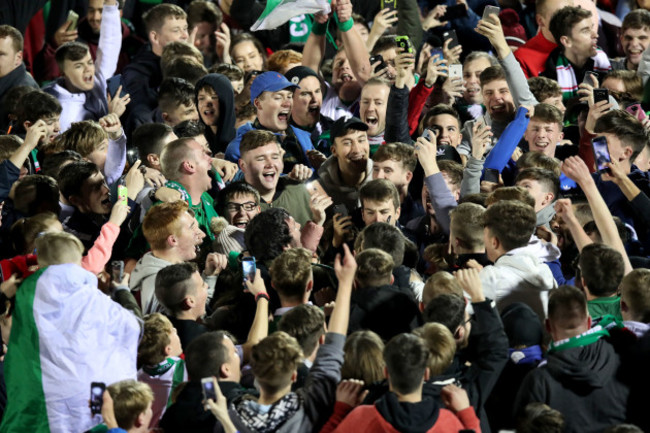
left=587, top=296, right=622, bottom=321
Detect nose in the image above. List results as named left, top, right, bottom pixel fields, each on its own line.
left=198, top=229, right=206, bottom=240
left=375, top=170, right=386, bottom=179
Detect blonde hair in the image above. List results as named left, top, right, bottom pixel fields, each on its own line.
left=35, top=231, right=83, bottom=266
left=422, top=271, right=463, bottom=307
left=341, top=330, right=385, bottom=385
left=107, top=380, right=154, bottom=430
left=267, top=49, right=303, bottom=73
left=270, top=247, right=313, bottom=302
left=412, top=322, right=456, bottom=376
left=355, top=248, right=394, bottom=288
left=57, top=121, right=108, bottom=157
left=138, top=313, right=174, bottom=366
left=251, top=332, right=303, bottom=393
left=620, top=269, right=650, bottom=323
left=161, top=41, right=203, bottom=71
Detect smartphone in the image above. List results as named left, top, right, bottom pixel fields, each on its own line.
left=107, top=74, right=128, bottom=99
left=242, top=257, right=256, bottom=283
left=333, top=204, right=348, bottom=217
left=369, top=54, right=387, bottom=73
left=381, top=0, right=398, bottom=12
left=201, top=377, right=218, bottom=402
left=483, top=168, right=499, bottom=183
left=395, top=35, right=414, bottom=54
left=591, top=136, right=611, bottom=172
left=443, top=30, right=459, bottom=49
left=111, top=260, right=124, bottom=282
left=593, top=88, right=609, bottom=105
left=626, top=103, right=647, bottom=121
left=582, top=71, right=597, bottom=87
left=482, top=5, right=500, bottom=20
left=90, top=382, right=106, bottom=415
left=441, top=5, right=468, bottom=21
left=430, top=47, right=443, bottom=62
left=126, top=148, right=139, bottom=167
left=449, top=64, right=463, bottom=79
left=117, top=184, right=128, bottom=205
left=67, top=10, right=79, bottom=31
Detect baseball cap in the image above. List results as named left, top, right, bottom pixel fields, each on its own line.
left=330, top=116, right=369, bottom=141
left=250, top=71, right=299, bottom=104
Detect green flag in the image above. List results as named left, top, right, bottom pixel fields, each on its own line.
left=251, top=0, right=330, bottom=31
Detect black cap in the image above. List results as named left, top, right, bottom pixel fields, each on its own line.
left=436, top=144, right=463, bottom=164
left=285, top=66, right=320, bottom=86
left=330, top=116, right=369, bottom=141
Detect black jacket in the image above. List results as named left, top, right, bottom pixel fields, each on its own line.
left=194, top=74, right=236, bottom=155
left=122, top=44, right=162, bottom=113
left=349, top=284, right=421, bottom=341
left=514, top=338, right=630, bottom=433
left=0, top=63, right=38, bottom=133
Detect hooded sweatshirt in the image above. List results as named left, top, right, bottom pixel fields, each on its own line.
left=317, top=156, right=373, bottom=214
left=194, top=74, right=236, bottom=155
left=332, top=392, right=480, bottom=433
left=480, top=249, right=557, bottom=322
left=514, top=339, right=629, bottom=433
left=129, top=252, right=171, bottom=315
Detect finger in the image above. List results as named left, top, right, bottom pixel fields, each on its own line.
left=130, top=160, right=142, bottom=171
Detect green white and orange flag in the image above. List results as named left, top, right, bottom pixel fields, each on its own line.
left=1, top=264, right=141, bottom=433
left=251, top=0, right=330, bottom=31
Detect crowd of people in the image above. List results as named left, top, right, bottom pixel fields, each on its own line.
left=1, top=0, right=650, bottom=431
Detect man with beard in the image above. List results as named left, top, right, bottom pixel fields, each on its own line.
left=541, top=6, right=611, bottom=101
left=225, top=72, right=315, bottom=174
left=284, top=66, right=334, bottom=152
left=317, top=117, right=372, bottom=214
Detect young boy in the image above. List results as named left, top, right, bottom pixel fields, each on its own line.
left=480, top=200, right=557, bottom=321
left=2, top=231, right=140, bottom=433
left=137, top=313, right=186, bottom=428
left=105, top=380, right=156, bottom=433
left=43, top=0, right=126, bottom=132
left=269, top=247, right=314, bottom=328
left=54, top=116, right=126, bottom=186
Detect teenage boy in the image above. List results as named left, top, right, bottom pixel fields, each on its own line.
left=359, top=78, right=390, bottom=147
left=371, top=142, right=422, bottom=225
left=523, top=103, right=565, bottom=158
left=542, top=6, right=611, bottom=100
left=480, top=200, right=557, bottom=321
left=620, top=269, right=650, bottom=337
left=43, top=0, right=125, bottom=132
left=577, top=243, right=625, bottom=320
left=317, top=116, right=371, bottom=213
left=123, top=4, right=189, bottom=111
left=0, top=25, right=38, bottom=133
left=359, top=179, right=402, bottom=228
left=448, top=203, right=490, bottom=269
left=332, top=334, right=481, bottom=432
left=225, top=71, right=315, bottom=173
left=527, top=78, right=566, bottom=115
left=514, top=286, right=630, bottom=433
left=611, top=9, right=650, bottom=71
left=221, top=244, right=356, bottom=433
left=515, top=167, right=560, bottom=228
left=238, top=129, right=320, bottom=226
left=269, top=247, right=314, bottom=326
left=104, top=380, right=155, bottom=433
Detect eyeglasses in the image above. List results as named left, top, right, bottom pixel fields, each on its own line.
left=226, top=202, right=257, bottom=212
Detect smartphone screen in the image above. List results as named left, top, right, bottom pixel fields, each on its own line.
left=90, top=382, right=106, bottom=415
left=111, top=260, right=124, bottom=282
left=242, top=257, right=256, bottom=283
left=201, top=377, right=218, bottom=401
left=592, top=136, right=611, bottom=172
left=430, top=48, right=443, bottom=62
left=107, top=75, right=127, bottom=99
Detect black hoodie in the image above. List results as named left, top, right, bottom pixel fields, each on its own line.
left=194, top=73, right=236, bottom=155
left=514, top=339, right=630, bottom=433
left=375, top=392, right=440, bottom=433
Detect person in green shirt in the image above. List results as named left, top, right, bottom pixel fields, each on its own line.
left=578, top=243, right=625, bottom=321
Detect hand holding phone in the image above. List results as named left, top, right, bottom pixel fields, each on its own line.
left=66, top=10, right=79, bottom=31
left=111, top=261, right=124, bottom=283
left=369, top=54, right=387, bottom=73
left=591, top=135, right=611, bottom=173
left=242, top=257, right=256, bottom=283
left=449, top=64, right=462, bottom=79
left=201, top=377, right=218, bottom=402
left=90, top=382, right=106, bottom=415
left=443, top=30, right=459, bottom=49
left=593, top=88, right=609, bottom=105
left=482, top=5, right=500, bottom=20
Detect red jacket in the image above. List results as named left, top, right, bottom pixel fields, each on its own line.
left=332, top=404, right=481, bottom=433
left=514, top=32, right=557, bottom=78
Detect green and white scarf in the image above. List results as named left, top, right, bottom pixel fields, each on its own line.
left=556, top=50, right=611, bottom=101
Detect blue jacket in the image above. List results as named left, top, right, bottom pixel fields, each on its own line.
left=224, top=122, right=315, bottom=165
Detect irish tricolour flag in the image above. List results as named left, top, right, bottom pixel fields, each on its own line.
left=1, top=264, right=140, bottom=433
left=251, top=0, right=331, bottom=31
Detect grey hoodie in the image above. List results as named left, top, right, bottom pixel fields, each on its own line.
left=130, top=252, right=171, bottom=315
left=317, top=156, right=373, bottom=214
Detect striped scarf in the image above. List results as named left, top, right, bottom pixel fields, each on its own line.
left=556, top=50, right=611, bottom=101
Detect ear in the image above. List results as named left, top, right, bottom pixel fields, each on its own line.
left=23, top=120, right=33, bottom=131
left=164, top=343, right=173, bottom=357
left=455, top=324, right=465, bottom=342
left=147, top=153, right=160, bottom=168
left=291, top=370, right=298, bottom=383
left=161, top=112, right=170, bottom=123
left=383, top=365, right=389, bottom=379
left=253, top=97, right=262, bottom=111
left=306, top=279, right=314, bottom=293
left=181, top=296, right=193, bottom=311
left=14, top=50, right=23, bottom=66
left=423, top=366, right=430, bottom=382
left=167, top=234, right=177, bottom=248
left=419, top=301, right=425, bottom=313
left=239, top=158, right=246, bottom=173
left=560, top=35, right=570, bottom=49
left=134, top=410, right=147, bottom=428
left=394, top=205, right=401, bottom=219
left=182, top=159, right=196, bottom=174
left=219, top=362, right=229, bottom=379
left=330, top=143, right=337, bottom=156
left=405, top=170, right=413, bottom=183
left=620, top=299, right=629, bottom=312
left=587, top=315, right=592, bottom=329
left=390, top=274, right=395, bottom=285
left=319, top=333, right=326, bottom=345
left=542, top=192, right=555, bottom=208
left=68, top=194, right=83, bottom=209
left=559, top=131, right=564, bottom=141
left=623, top=146, right=634, bottom=160
left=535, top=13, right=544, bottom=30
left=149, top=30, right=158, bottom=46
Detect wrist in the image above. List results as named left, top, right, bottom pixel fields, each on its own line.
left=255, top=292, right=270, bottom=302
left=312, top=20, right=328, bottom=35
left=335, top=15, right=354, bottom=32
